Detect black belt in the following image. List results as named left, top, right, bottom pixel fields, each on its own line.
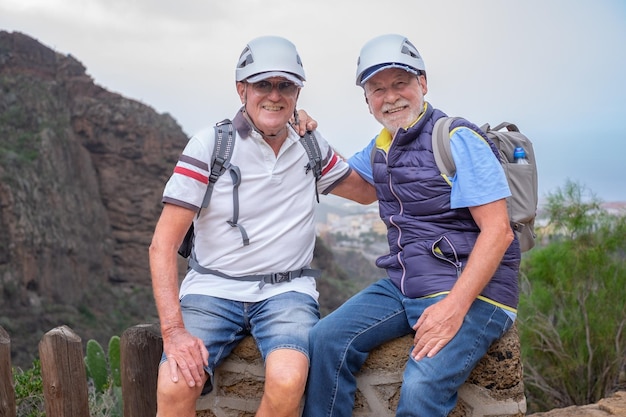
left=188, top=257, right=321, bottom=289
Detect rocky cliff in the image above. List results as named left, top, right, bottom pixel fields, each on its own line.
left=0, top=31, right=187, bottom=367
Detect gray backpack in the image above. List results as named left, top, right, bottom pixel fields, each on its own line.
left=432, top=118, right=538, bottom=252
left=177, top=119, right=324, bottom=258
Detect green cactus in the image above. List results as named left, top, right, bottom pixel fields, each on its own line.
left=108, top=335, right=122, bottom=388
left=84, top=336, right=124, bottom=416
left=85, top=339, right=108, bottom=393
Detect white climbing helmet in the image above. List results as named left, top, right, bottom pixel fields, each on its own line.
left=235, top=36, right=306, bottom=87
left=355, top=34, right=426, bottom=86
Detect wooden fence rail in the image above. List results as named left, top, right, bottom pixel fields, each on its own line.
left=120, top=323, right=162, bottom=417
left=0, top=323, right=162, bottom=417
left=39, top=325, right=90, bottom=416
left=1, top=326, right=16, bottom=417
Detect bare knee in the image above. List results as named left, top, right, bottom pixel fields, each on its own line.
left=156, top=362, right=205, bottom=416
left=262, top=350, right=308, bottom=404
left=265, top=363, right=307, bottom=395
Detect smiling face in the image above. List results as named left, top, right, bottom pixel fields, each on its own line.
left=237, top=76, right=300, bottom=140
left=363, top=68, right=428, bottom=134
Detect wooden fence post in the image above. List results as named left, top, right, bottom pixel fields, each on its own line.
left=38, top=325, right=90, bottom=417
left=121, top=323, right=162, bottom=417
left=0, top=326, right=16, bottom=417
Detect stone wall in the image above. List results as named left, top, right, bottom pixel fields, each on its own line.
left=195, top=325, right=526, bottom=417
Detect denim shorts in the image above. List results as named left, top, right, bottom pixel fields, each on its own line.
left=160, top=291, right=319, bottom=393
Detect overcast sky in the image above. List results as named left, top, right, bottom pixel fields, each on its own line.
left=2, top=0, right=625, bottom=202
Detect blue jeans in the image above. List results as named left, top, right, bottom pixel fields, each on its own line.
left=302, top=278, right=513, bottom=417
left=161, top=291, right=319, bottom=394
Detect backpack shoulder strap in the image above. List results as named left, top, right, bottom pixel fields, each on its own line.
left=179, top=119, right=237, bottom=258
left=432, top=116, right=459, bottom=178
left=298, top=131, right=323, bottom=202
left=200, top=119, right=235, bottom=209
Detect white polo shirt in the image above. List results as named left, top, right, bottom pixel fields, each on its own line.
left=162, top=111, right=351, bottom=303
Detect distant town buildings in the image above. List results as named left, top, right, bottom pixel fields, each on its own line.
left=316, top=199, right=385, bottom=240
left=317, top=198, right=626, bottom=248
left=601, top=201, right=626, bottom=216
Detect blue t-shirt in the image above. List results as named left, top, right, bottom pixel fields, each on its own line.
left=348, top=126, right=510, bottom=208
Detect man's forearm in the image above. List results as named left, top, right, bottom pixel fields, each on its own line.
left=150, top=248, right=185, bottom=335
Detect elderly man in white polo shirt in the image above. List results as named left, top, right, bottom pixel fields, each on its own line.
left=149, top=35, right=375, bottom=417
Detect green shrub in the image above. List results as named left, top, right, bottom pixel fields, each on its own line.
left=13, top=359, right=45, bottom=417
left=519, top=181, right=626, bottom=412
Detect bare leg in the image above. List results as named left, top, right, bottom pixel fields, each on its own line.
left=256, top=349, right=309, bottom=417
left=156, top=361, right=206, bottom=417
